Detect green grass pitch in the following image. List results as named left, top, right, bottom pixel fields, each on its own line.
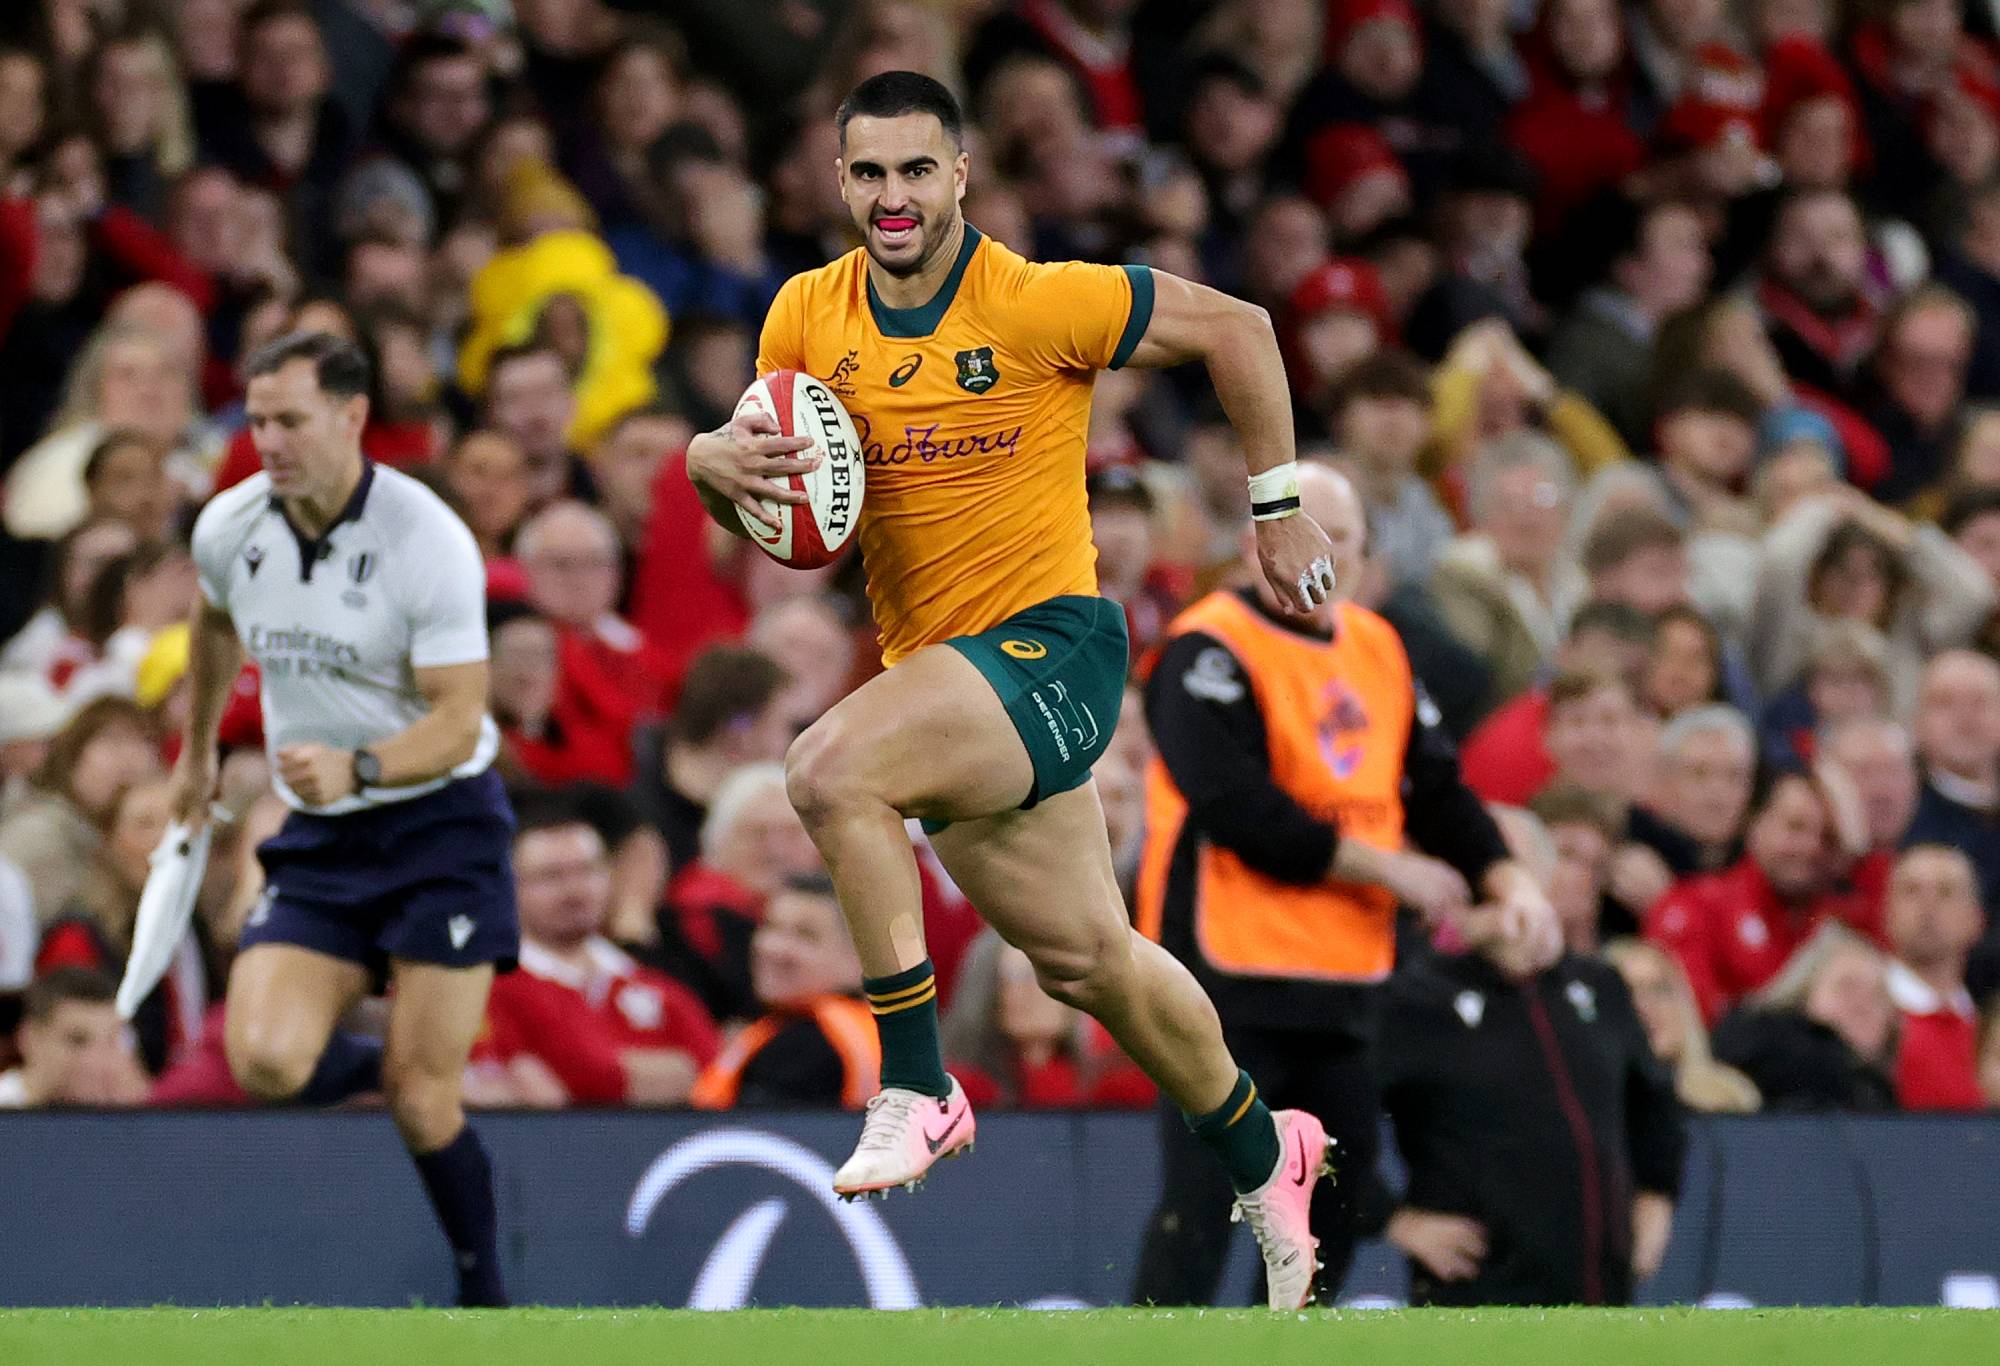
left=2, top=1307, right=1996, bottom=1365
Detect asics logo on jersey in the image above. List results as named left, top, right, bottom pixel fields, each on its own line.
left=888, top=354, right=923, bottom=387
left=1000, top=639, right=1047, bottom=660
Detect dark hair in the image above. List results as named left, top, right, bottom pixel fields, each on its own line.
left=31, top=696, right=154, bottom=810
left=1568, top=598, right=1657, bottom=646
left=79, top=542, right=180, bottom=649
left=1654, top=366, right=1764, bottom=427
left=1651, top=603, right=1725, bottom=700
left=1087, top=466, right=1155, bottom=514
left=1747, top=762, right=1817, bottom=824
left=509, top=789, right=601, bottom=843
left=780, top=870, right=839, bottom=900
left=24, top=967, right=117, bottom=1023
left=241, top=0, right=320, bottom=40
left=486, top=596, right=547, bottom=636
left=1330, top=349, right=1431, bottom=413
left=836, top=71, right=963, bottom=148
left=1808, top=519, right=1907, bottom=625
left=1188, top=52, right=1266, bottom=101
left=674, top=645, right=791, bottom=746
left=82, top=428, right=162, bottom=489
left=485, top=340, right=568, bottom=390
left=389, top=29, right=483, bottom=99
left=1548, top=666, right=1631, bottom=713
left=1940, top=486, right=2000, bottom=537
left=1529, top=783, right=1624, bottom=842
left=1581, top=506, right=1685, bottom=577
left=243, top=331, right=371, bottom=400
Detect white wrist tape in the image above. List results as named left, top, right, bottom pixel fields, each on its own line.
left=1247, top=461, right=1301, bottom=521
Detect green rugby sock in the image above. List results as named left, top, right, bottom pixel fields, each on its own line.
left=1187, top=1069, right=1282, bottom=1194
left=864, top=959, right=950, bottom=1098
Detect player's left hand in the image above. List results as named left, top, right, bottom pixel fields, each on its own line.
left=277, top=743, right=357, bottom=807
left=1254, top=512, right=1338, bottom=614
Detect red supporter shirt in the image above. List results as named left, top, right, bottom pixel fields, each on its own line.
left=211, top=421, right=437, bottom=492
left=953, top=1021, right=1157, bottom=1110
left=1459, top=689, right=1555, bottom=805
left=1646, top=859, right=1880, bottom=1025
left=482, top=937, right=720, bottom=1105
left=628, top=451, right=750, bottom=697
left=1888, top=963, right=1985, bottom=1112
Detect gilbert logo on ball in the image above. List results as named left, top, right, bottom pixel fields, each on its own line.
left=733, top=370, right=866, bottom=568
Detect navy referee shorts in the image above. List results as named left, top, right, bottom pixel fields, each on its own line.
left=240, top=769, right=519, bottom=981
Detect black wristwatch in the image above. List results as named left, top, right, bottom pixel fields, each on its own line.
left=352, top=748, right=383, bottom=788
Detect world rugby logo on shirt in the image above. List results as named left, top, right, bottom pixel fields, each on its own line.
left=348, top=552, right=376, bottom=585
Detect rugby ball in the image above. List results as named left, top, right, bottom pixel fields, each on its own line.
left=733, top=370, right=865, bottom=568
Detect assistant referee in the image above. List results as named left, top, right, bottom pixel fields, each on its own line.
left=170, top=332, right=517, bottom=1307
left=1131, top=464, right=1556, bottom=1305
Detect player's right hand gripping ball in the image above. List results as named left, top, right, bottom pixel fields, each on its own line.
left=734, top=370, right=867, bottom=568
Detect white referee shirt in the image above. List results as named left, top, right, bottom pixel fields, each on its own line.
left=191, top=461, right=499, bottom=815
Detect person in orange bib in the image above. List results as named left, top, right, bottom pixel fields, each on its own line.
left=1131, top=464, right=1559, bottom=1306
left=683, top=71, right=1349, bottom=1307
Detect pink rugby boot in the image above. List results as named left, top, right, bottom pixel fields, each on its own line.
left=832, top=1075, right=976, bottom=1200
left=1231, top=1108, right=1337, bottom=1309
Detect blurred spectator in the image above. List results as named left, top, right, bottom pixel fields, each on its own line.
left=1529, top=784, right=1621, bottom=954
left=0, top=967, right=148, bottom=1108
left=1902, top=650, right=2000, bottom=921
left=1460, top=600, right=1656, bottom=805
left=1504, top=0, right=1646, bottom=234
left=0, top=674, right=72, bottom=815
left=519, top=499, right=672, bottom=767
left=942, top=930, right=1153, bottom=1110
left=6, top=319, right=216, bottom=541
left=1820, top=718, right=1922, bottom=867
left=35, top=775, right=205, bottom=1074
left=1088, top=466, right=1185, bottom=662
left=1646, top=705, right=1758, bottom=873
left=0, top=696, right=160, bottom=924
left=1430, top=321, right=1630, bottom=503
left=1758, top=619, right=1894, bottom=767
left=371, top=31, right=492, bottom=232
left=1538, top=669, right=1697, bottom=917
left=1750, top=490, right=1994, bottom=712
left=1866, top=285, right=1978, bottom=505
left=1648, top=766, right=1877, bottom=1024
left=1711, top=924, right=1899, bottom=1111
left=488, top=601, right=630, bottom=789
left=629, top=644, right=794, bottom=873
left=1432, top=431, right=1585, bottom=712
left=1286, top=257, right=1396, bottom=422
left=1755, top=189, right=1882, bottom=401
left=193, top=0, right=357, bottom=277
left=481, top=803, right=718, bottom=1107
left=1, top=517, right=139, bottom=690
left=747, top=596, right=860, bottom=731
left=590, top=405, right=688, bottom=553
left=1603, top=938, right=1762, bottom=1114
left=1641, top=603, right=1726, bottom=720
left=655, top=761, right=821, bottom=1024
left=1546, top=198, right=1712, bottom=449
left=81, top=430, right=180, bottom=544
left=86, top=29, right=196, bottom=226
left=1326, top=350, right=1453, bottom=589
left=1376, top=926, right=1683, bottom=1306
left=1884, top=844, right=1987, bottom=1111
left=690, top=872, right=877, bottom=1109
left=480, top=341, right=593, bottom=509
left=441, top=429, right=532, bottom=563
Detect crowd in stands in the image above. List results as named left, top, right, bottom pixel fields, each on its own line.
left=2, top=0, right=2000, bottom=1129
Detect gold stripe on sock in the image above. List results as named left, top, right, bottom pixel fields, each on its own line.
left=869, top=985, right=937, bottom=1015
left=1223, top=1080, right=1259, bottom=1128
left=866, top=976, right=936, bottom=1007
